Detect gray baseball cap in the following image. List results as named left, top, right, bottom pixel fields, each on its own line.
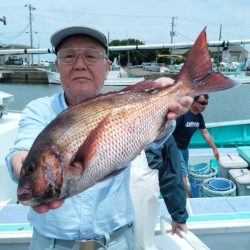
left=50, top=26, right=108, bottom=53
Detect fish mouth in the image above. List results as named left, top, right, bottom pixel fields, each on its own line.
left=17, top=184, right=34, bottom=203
left=17, top=182, right=61, bottom=206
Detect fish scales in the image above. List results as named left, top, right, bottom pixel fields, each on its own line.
left=57, top=88, right=170, bottom=163
left=58, top=90, right=170, bottom=199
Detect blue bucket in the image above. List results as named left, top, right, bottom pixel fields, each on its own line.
left=210, top=159, right=219, bottom=175
left=207, top=178, right=232, bottom=191
left=190, top=163, right=210, bottom=174
left=202, top=178, right=236, bottom=197
left=189, top=167, right=217, bottom=198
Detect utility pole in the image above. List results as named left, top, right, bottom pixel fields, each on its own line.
left=25, top=4, right=36, bottom=65
left=170, top=16, right=177, bottom=44
left=0, top=16, right=6, bottom=25
left=170, top=16, right=177, bottom=64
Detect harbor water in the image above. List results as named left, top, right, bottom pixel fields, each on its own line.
left=0, top=82, right=250, bottom=123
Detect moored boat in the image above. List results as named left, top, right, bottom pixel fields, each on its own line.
left=37, top=66, right=144, bottom=86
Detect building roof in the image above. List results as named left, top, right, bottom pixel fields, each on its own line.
left=0, top=44, right=32, bottom=49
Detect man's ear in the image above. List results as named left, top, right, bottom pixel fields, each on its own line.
left=55, top=59, right=59, bottom=71
left=104, top=59, right=112, bottom=80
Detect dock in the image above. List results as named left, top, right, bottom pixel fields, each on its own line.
left=0, top=66, right=48, bottom=83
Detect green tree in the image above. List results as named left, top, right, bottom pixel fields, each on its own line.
left=109, top=39, right=157, bottom=66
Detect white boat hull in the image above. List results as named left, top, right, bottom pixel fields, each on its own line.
left=37, top=68, right=144, bottom=86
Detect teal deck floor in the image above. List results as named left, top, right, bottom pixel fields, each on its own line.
left=1, top=196, right=250, bottom=233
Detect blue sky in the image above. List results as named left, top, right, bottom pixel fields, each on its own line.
left=1, top=0, right=250, bottom=61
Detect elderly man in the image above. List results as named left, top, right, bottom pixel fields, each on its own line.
left=6, top=26, right=192, bottom=250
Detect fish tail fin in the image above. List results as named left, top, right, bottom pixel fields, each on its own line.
left=175, top=28, right=238, bottom=96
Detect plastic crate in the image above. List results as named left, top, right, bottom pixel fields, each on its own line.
left=237, top=146, right=250, bottom=165
left=218, top=154, right=248, bottom=179
left=229, top=169, right=250, bottom=196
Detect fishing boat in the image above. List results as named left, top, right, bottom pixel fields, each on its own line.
left=42, top=68, right=61, bottom=84
left=1, top=91, right=250, bottom=250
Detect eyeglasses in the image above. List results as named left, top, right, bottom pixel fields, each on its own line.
left=57, top=48, right=108, bottom=65
left=196, top=101, right=208, bottom=106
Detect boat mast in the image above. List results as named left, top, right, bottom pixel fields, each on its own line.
left=217, top=24, right=222, bottom=67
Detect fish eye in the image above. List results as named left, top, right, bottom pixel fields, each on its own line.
left=25, top=163, right=36, bottom=175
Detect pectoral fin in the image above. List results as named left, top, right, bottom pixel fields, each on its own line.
left=69, top=116, right=109, bottom=172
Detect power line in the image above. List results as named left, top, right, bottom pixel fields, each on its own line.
left=0, top=23, right=30, bottom=40
left=175, top=31, right=194, bottom=42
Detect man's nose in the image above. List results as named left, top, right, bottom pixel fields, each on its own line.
left=74, top=53, right=88, bottom=68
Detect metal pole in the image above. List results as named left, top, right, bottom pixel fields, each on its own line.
left=217, top=24, right=222, bottom=67
left=35, top=32, right=40, bottom=64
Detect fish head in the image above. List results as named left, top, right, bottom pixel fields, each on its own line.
left=17, top=143, right=65, bottom=206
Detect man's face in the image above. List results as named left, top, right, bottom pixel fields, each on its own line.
left=193, top=95, right=208, bottom=113
left=55, top=35, right=111, bottom=106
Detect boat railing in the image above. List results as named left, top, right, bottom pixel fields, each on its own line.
left=190, top=119, right=250, bottom=148
left=0, top=91, right=14, bottom=119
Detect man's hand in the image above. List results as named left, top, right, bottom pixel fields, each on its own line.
left=154, top=77, right=193, bottom=120
left=172, top=221, right=187, bottom=237
left=213, top=147, right=220, bottom=161
left=33, top=200, right=64, bottom=213
left=12, top=151, right=64, bottom=213
left=11, top=151, right=28, bottom=179
left=153, top=77, right=193, bottom=140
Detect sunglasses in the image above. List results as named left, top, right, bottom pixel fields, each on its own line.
left=196, top=101, right=208, bottom=106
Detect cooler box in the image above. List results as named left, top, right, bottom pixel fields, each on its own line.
left=237, top=146, right=250, bottom=165
left=218, top=154, right=248, bottom=179
left=229, top=169, right=250, bottom=196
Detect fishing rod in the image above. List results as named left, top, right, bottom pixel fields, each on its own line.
left=1, top=39, right=250, bottom=55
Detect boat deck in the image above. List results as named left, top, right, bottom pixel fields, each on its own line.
left=158, top=196, right=250, bottom=250
left=187, top=196, right=250, bottom=214
left=1, top=196, right=250, bottom=249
